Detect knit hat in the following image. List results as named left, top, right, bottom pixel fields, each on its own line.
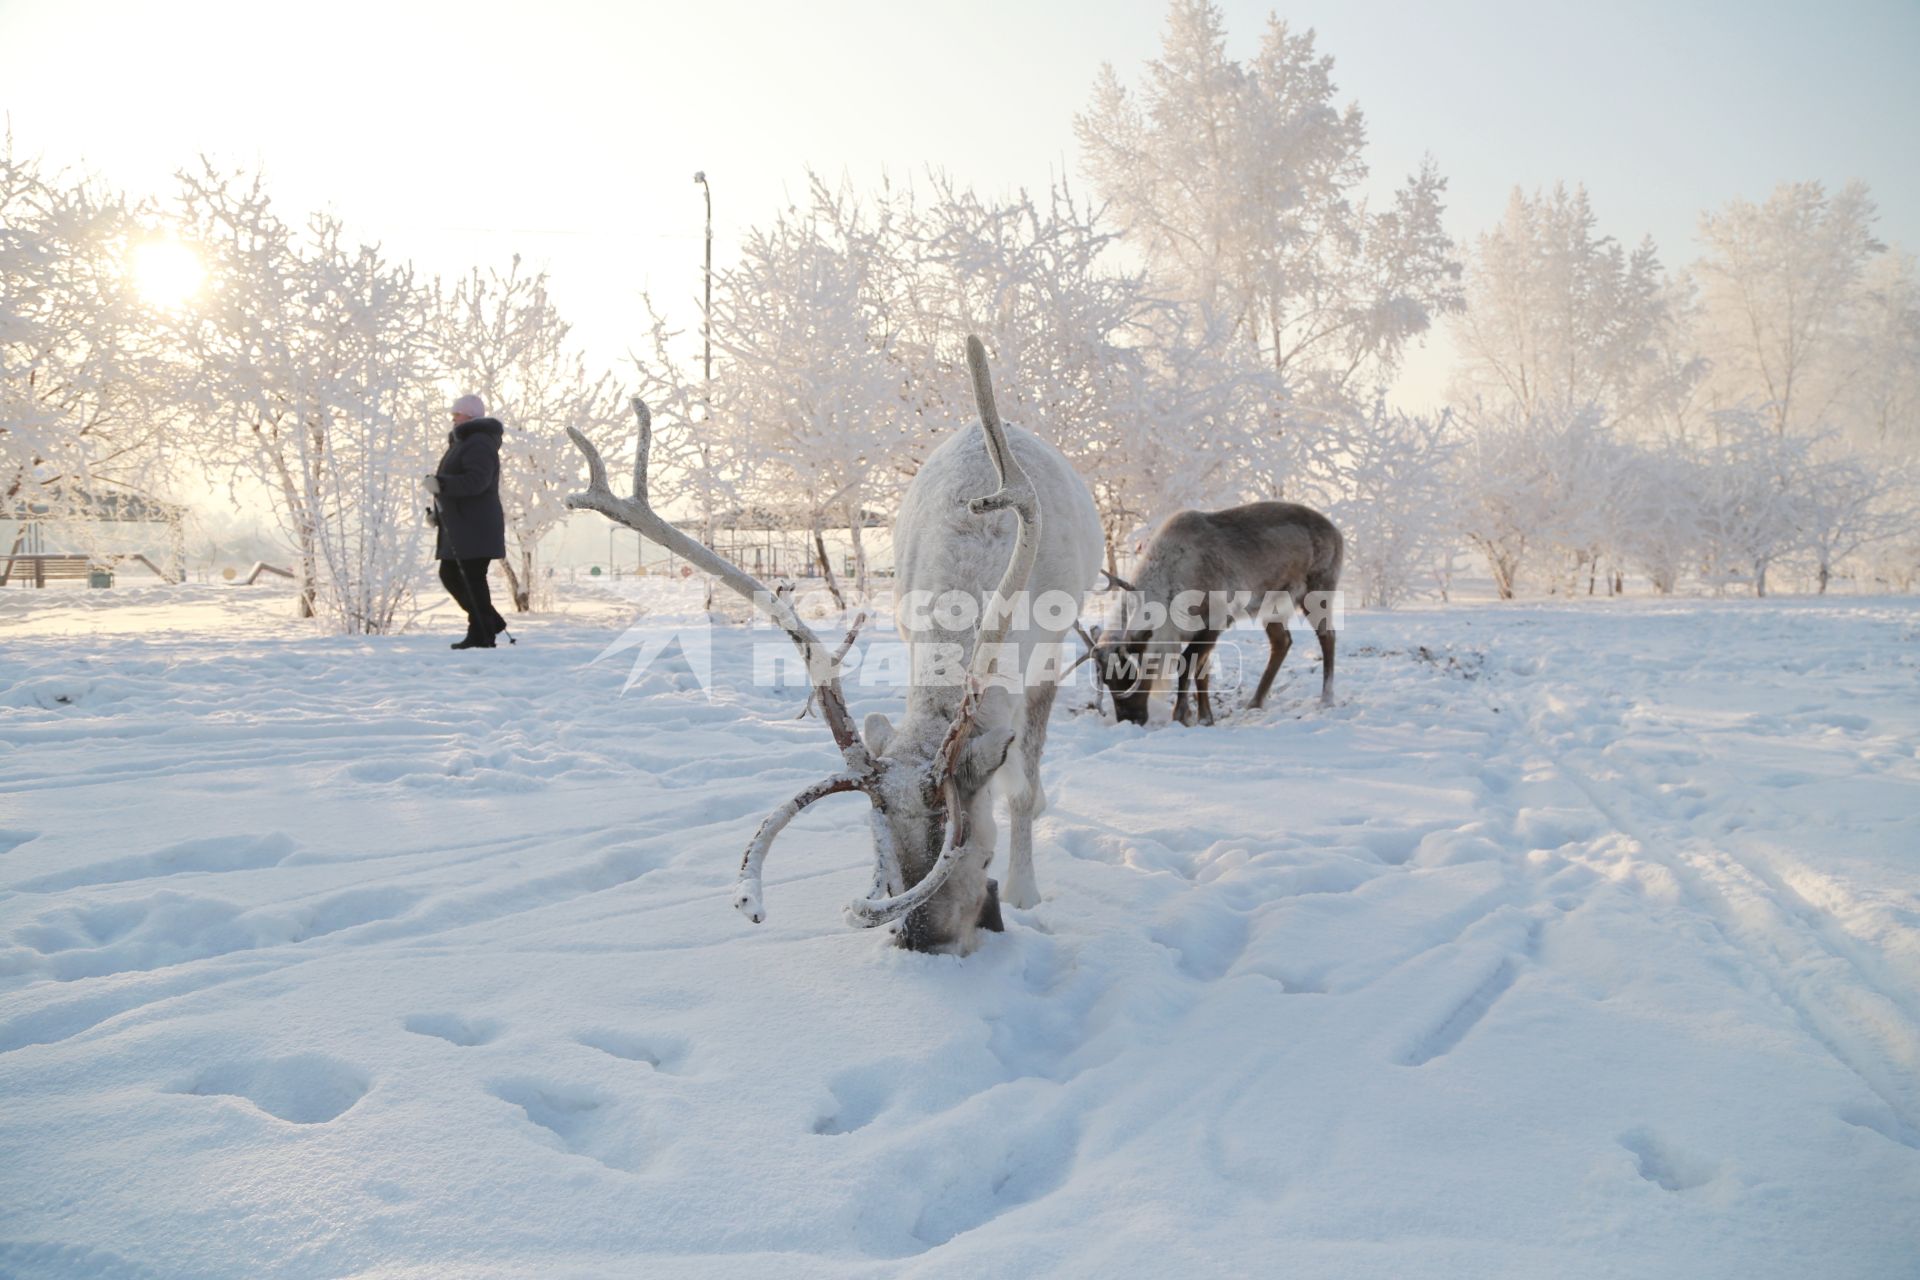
left=452, top=394, right=487, bottom=418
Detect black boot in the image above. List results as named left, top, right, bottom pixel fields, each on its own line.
left=451, top=622, right=496, bottom=650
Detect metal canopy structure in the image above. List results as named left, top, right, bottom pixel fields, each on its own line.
left=706, top=504, right=888, bottom=531
left=1, top=485, right=189, bottom=586
left=0, top=487, right=188, bottom=524
left=701, top=506, right=887, bottom=582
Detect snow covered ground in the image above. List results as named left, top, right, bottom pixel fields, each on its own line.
left=2, top=583, right=1917, bottom=1279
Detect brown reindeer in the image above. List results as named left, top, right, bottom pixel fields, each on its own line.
left=1092, top=502, right=1343, bottom=726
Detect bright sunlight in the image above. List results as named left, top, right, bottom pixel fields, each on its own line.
left=129, top=237, right=204, bottom=309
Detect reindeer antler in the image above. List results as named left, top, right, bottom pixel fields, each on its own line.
left=796, top=611, right=867, bottom=721
left=1061, top=620, right=1102, bottom=676
left=962, top=335, right=1041, bottom=681
left=569, top=401, right=863, bottom=751
left=575, top=341, right=1045, bottom=937
left=843, top=677, right=983, bottom=927
left=567, top=400, right=878, bottom=924
left=840, top=336, right=1044, bottom=928
left=733, top=773, right=867, bottom=924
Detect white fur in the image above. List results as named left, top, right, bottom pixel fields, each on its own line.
left=866, top=424, right=1102, bottom=949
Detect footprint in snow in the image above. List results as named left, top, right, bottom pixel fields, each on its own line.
left=489, top=1079, right=644, bottom=1172
left=17, top=884, right=423, bottom=982
left=1149, top=897, right=1251, bottom=982
left=907, top=1112, right=1082, bottom=1249
left=1838, top=1106, right=1920, bottom=1151
left=1618, top=1128, right=1719, bottom=1192
left=574, top=1028, right=688, bottom=1072
left=814, top=1065, right=894, bottom=1135
left=404, top=1012, right=501, bottom=1047
left=173, top=1054, right=369, bottom=1124
left=1017, top=933, right=1077, bottom=997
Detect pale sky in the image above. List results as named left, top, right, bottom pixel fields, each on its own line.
left=5, top=0, right=1917, bottom=408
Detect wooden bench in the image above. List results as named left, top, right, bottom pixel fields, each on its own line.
left=0, top=553, right=176, bottom=587
left=0, top=554, right=94, bottom=587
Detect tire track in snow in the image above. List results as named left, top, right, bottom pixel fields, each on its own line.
left=1391, top=910, right=1546, bottom=1069
left=1490, top=669, right=1920, bottom=1136
left=1396, top=955, right=1517, bottom=1067
left=1730, top=854, right=1920, bottom=1031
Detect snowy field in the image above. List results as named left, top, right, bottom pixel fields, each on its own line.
left=2, top=583, right=1918, bottom=1279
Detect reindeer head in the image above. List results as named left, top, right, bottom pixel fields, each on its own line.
left=859, top=698, right=1016, bottom=953
left=1096, top=642, right=1155, bottom=725
left=1083, top=571, right=1157, bottom=726
left=566, top=336, right=1038, bottom=955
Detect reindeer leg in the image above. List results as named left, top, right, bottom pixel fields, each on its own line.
left=1002, top=683, right=1056, bottom=909
left=1192, top=629, right=1221, bottom=725
left=1171, top=645, right=1193, bottom=726
left=1249, top=620, right=1292, bottom=709
left=1315, top=614, right=1336, bottom=704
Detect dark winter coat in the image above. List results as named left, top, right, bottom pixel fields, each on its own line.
left=433, top=418, right=506, bottom=560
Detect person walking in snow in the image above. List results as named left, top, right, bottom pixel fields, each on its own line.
left=424, top=394, right=509, bottom=650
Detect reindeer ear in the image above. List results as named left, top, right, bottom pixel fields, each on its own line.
left=862, top=712, right=894, bottom=756
left=957, top=725, right=1016, bottom=793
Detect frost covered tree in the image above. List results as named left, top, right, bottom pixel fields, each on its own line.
left=1611, top=442, right=1704, bottom=595
left=1692, top=412, right=1806, bottom=596
left=705, top=176, right=910, bottom=604
left=1532, top=410, right=1627, bottom=595
left=1291, top=400, right=1460, bottom=607
left=1439, top=178, right=1914, bottom=598
left=1639, top=273, right=1716, bottom=446
left=629, top=296, right=742, bottom=606
left=902, top=174, right=1284, bottom=568
left=1076, top=0, right=1461, bottom=413
left=1694, top=181, right=1884, bottom=439
left=1454, top=406, right=1615, bottom=599
left=0, top=146, right=172, bottom=534
left=173, top=163, right=432, bottom=629
left=1454, top=411, right=1552, bottom=600
left=1124, top=310, right=1289, bottom=550
left=906, top=178, right=1142, bottom=455
left=173, top=165, right=326, bottom=614
left=1791, top=448, right=1912, bottom=593
left=1454, top=184, right=1690, bottom=432
left=297, top=222, right=436, bottom=634
left=1862, top=522, right=1920, bottom=592
left=903, top=177, right=1144, bottom=507
left=430, top=258, right=622, bottom=611
left=1843, top=250, right=1920, bottom=451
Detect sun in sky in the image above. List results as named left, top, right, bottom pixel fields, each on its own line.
left=129, top=237, right=205, bottom=310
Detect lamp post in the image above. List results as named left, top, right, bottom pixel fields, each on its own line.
left=691, top=170, right=717, bottom=609
left=693, top=170, right=712, bottom=390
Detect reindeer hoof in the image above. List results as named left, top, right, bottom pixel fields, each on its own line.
left=977, top=879, right=1005, bottom=932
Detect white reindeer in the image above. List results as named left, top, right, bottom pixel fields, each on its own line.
left=565, top=337, right=1101, bottom=955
